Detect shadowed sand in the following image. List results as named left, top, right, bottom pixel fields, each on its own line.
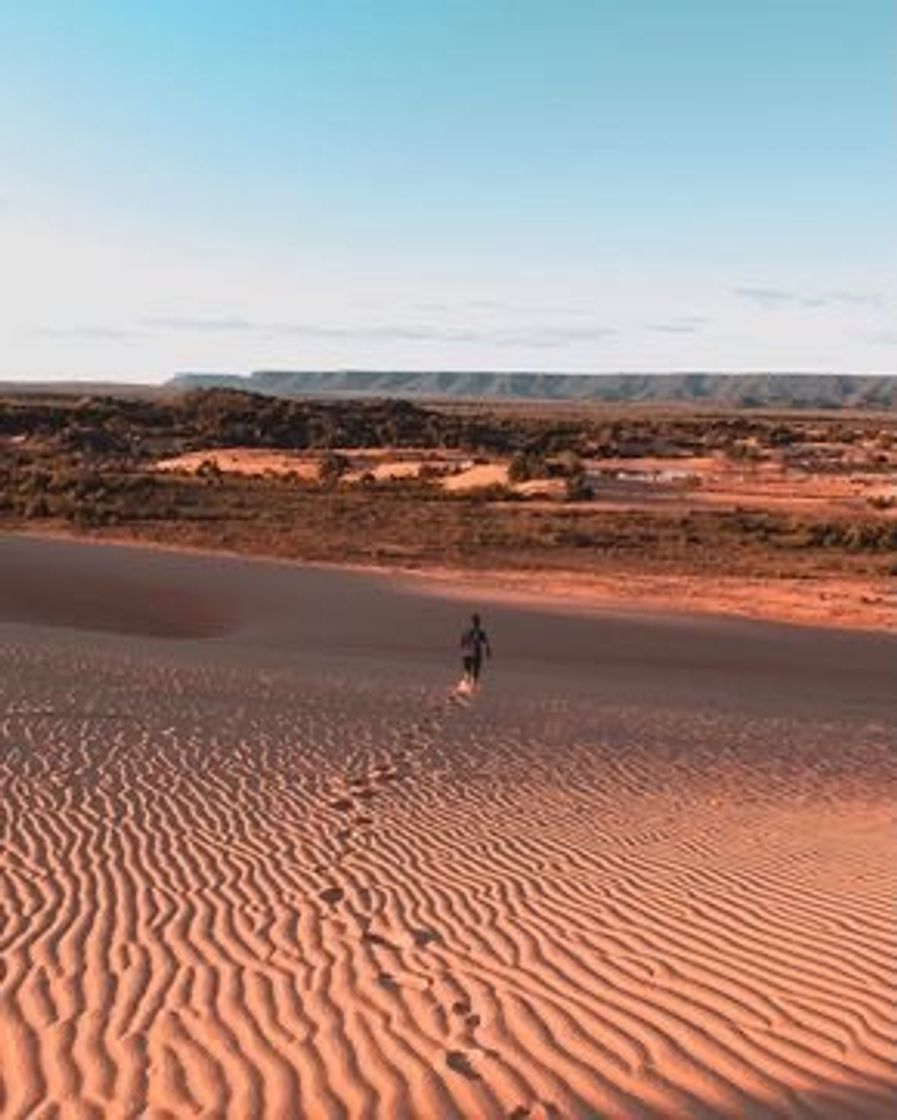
left=1, top=534, right=895, bottom=1118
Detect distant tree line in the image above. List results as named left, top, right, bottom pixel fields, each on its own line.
left=3, top=388, right=892, bottom=465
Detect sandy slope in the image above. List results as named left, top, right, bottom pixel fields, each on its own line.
left=400, top=568, right=896, bottom=635
left=0, top=536, right=895, bottom=1118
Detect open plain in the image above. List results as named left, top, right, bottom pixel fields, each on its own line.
left=0, top=534, right=894, bottom=1118
left=3, top=391, right=896, bottom=633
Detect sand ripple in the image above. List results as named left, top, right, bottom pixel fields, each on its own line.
left=1, top=640, right=895, bottom=1119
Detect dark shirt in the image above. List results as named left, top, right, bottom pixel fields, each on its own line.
left=461, top=625, right=490, bottom=659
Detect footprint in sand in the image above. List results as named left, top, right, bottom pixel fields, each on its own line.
left=451, top=1001, right=481, bottom=1032
left=448, top=997, right=497, bottom=1057
left=361, top=930, right=401, bottom=951
left=445, top=1050, right=479, bottom=1080
left=509, top=1102, right=562, bottom=1120
left=319, top=887, right=344, bottom=907
left=329, top=797, right=354, bottom=812
left=411, top=928, right=442, bottom=948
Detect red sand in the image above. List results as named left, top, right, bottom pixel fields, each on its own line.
left=1, top=535, right=895, bottom=1117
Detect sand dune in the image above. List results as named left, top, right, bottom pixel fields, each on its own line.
left=0, top=536, right=895, bottom=1118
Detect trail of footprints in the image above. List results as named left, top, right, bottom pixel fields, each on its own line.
left=315, top=684, right=553, bottom=1113
left=316, top=687, right=501, bottom=1089
left=3, top=642, right=894, bottom=1117
left=0, top=649, right=527, bottom=1117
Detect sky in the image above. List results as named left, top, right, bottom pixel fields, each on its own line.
left=1, top=0, right=895, bottom=382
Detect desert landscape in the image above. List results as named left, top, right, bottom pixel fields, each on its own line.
left=6, top=3, right=896, bottom=1115
left=1, top=389, right=895, bottom=632
left=0, top=533, right=894, bottom=1118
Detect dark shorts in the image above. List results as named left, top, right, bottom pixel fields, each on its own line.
left=462, top=654, right=482, bottom=678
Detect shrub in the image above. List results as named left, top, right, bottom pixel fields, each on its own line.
left=508, top=451, right=548, bottom=483
left=24, top=495, right=50, bottom=518
left=196, top=458, right=223, bottom=480
left=318, top=452, right=350, bottom=487
left=564, top=474, right=593, bottom=501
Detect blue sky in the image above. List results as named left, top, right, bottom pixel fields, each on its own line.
left=1, top=1, right=895, bottom=380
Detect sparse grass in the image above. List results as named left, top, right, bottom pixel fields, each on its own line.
left=2, top=389, right=895, bottom=584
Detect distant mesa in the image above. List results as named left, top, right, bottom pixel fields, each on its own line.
left=168, top=370, right=897, bottom=409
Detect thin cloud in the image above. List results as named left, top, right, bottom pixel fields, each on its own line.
left=141, top=315, right=255, bottom=332
left=826, top=290, right=886, bottom=309
left=273, top=322, right=617, bottom=348
left=647, top=317, right=707, bottom=334
left=733, top=287, right=821, bottom=309
left=35, top=326, right=138, bottom=342
left=413, top=299, right=598, bottom=318
left=733, top=286, right=884, bottom=311
left=140, top=315, right=617, bottom=348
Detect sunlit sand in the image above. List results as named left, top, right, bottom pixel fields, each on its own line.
left=1, top=535, right=894, bottom=1117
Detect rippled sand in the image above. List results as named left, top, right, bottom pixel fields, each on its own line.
left=1, top=536, right=895, bottom=1118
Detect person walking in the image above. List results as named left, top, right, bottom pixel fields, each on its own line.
left=460, top=612, right=491, bottom=690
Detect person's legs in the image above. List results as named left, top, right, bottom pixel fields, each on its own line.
left=471, top=654, right=482, bottom=686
